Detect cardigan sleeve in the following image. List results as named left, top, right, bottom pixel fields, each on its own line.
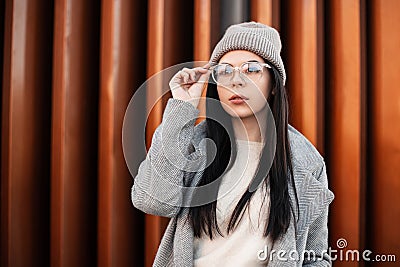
left=302, top=163, right=333, bottom=266
left=131, top=98, right=206, bottom=218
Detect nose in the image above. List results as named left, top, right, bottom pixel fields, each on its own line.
left=230, top=68, right=246, bottom=87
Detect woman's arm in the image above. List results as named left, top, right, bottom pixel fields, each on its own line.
left=131, top=98, right=205, bottom=218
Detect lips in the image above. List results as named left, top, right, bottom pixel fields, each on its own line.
left=229, top=94, right=249, bottom=101
left=229, top=94, right=249, bottom=104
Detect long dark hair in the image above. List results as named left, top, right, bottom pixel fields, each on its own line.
left=188, top=62, right=298, bottom=242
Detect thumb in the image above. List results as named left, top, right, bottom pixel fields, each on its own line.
left=197, top=69, right=210, bottom=83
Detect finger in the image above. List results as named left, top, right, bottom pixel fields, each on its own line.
left=195, top=66, right=209, bottom=75
left=181, top=67, right=192, bottom=76
left=197, top=70, right=211, bottom=83
left=192, top=70, right=204, bottom=82
left=182, top=68, right=197, bottom=83
left=183, top=69, right=197, bottom=82
left=188, top=69, right=200, bottom=82
left=202, top=63, right=211, bottom=69
left=179, top=71, right=190, bottom=84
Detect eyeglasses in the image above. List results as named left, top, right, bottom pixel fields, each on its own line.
left=210, top=61, right=271, bottom=86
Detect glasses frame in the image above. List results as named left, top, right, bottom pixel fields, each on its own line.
left=209, top=61, right=272, bottom=85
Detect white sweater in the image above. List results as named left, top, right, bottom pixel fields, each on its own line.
left=193, top=139, right=272, bottom=266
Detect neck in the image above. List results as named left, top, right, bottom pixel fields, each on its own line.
left=231, top=109, right=267, bottom=143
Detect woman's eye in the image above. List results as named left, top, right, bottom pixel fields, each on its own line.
left=218, top=66, right=233, bottom=76
left=224, top=66, right=234, bottom=74
left=246, top=64, right=262, bottom=74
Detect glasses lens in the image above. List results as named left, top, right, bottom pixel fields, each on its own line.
left=211, top=62, right=265, bottom=85
left=213, top=64, right=234, bottom=84
left=243, top=62, right=263, bottom=75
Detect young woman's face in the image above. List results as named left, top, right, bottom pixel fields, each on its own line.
left=216, top=50, right=273, bottom=118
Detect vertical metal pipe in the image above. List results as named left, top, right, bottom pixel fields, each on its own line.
left=51, top=0, right=100, bottom=266
left=220, top=0, right=250, bottom=35
left=369, top=0, right=400, bottom=257
left=1, top=0, right=53, bottom=266
left=98, top=0, right=147, bottom=266
left=325, top=2, right=362, bottom=264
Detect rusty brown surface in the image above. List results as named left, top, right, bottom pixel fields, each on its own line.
left=97, top=0, right=146, bottom=267
left=51, top=0, right=100, bottom=266
left=326, top=2, right=362, bottom=267
left=1, top=0, right=53, bottom=266
left=369, top=0, right=400, bottom=260
left=283, top=0, right=318, bottom=147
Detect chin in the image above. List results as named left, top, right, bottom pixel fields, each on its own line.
left=222, top=104, right=255, bottom=118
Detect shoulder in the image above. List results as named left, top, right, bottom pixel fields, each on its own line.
left=288, top=124, right=325, bottom=174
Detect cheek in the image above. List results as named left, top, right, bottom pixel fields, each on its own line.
left=217, top=86, right=230, bottom=103
left=246, top=80, right=270, bottom=103
left=245, top=80, right=271, bottom=112
left=257, top=79, right=271, bottom=98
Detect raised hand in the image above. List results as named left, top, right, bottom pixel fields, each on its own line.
left=169, top=64, right=210, bottom=109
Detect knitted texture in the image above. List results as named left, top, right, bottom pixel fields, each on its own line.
left=209, top=21, right=287, bottom=85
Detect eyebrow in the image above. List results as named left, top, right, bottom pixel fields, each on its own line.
left=219, top=59, right=261, bottom=65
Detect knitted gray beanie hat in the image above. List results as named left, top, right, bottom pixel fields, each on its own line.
left=209, top=21, right=286, bottom=85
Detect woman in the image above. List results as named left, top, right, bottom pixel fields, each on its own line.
left=132, top=22, right=334, bottom=266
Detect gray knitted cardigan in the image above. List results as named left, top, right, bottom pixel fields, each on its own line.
left=132, top=98, right=335, bottom=266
